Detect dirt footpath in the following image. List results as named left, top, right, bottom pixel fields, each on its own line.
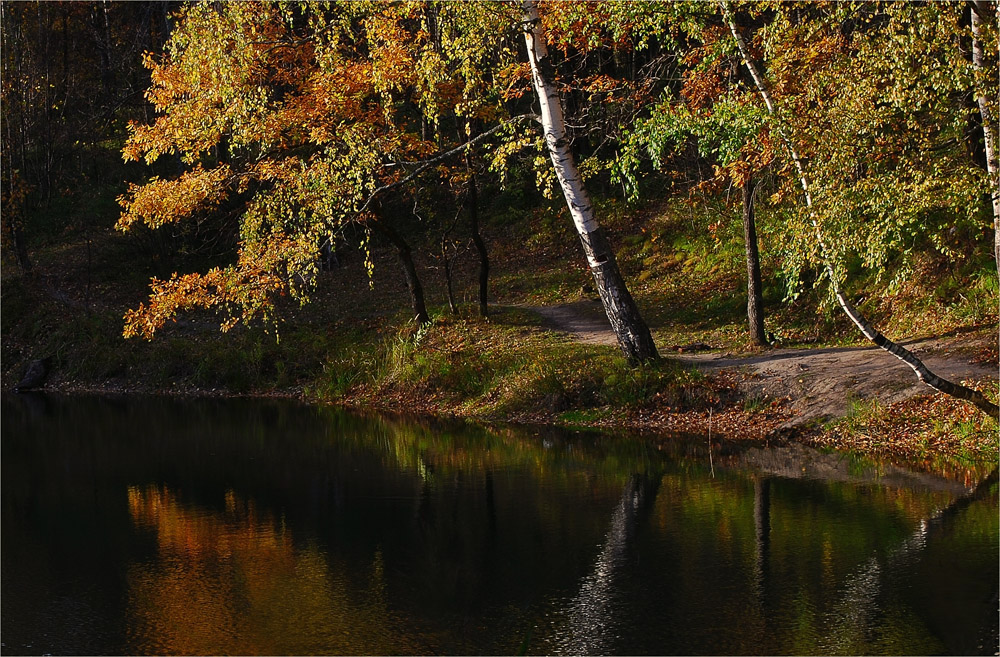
left=525, top=301, right=998, bottom=428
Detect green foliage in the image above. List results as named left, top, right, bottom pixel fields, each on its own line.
left=118, top=1, right=530, bottom=337
left=761, top=2, right=995, bottom=291
left=616, top=98, right=770, bottom=201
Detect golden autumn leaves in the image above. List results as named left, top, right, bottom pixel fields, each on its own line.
left=117, top=2, right=476, bottom=339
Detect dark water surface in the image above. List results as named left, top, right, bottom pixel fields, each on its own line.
left=2, top=394, right=997, bottom=655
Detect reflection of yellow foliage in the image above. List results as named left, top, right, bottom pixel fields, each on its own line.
left=124, top=485, right=422, bottom=655
left=127, top=485, right=292, bottom=562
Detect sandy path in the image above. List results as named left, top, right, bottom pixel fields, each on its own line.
left=523, top=301, right=998, bottom=427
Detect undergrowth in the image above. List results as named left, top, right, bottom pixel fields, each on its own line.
left=323, top=308, right=707, bottom=420
left=817, top=384, right=1000, bottom=463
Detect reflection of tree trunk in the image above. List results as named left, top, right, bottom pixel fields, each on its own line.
left=742, top=179, right=768, bottom=346
left=822, top=469, right=998, bottom=654
left=752, top=477, right=771, bottom=600
left=556, top=473, right=660, bottom=655
left=417, top=478, right=434, bottom=530
left=485, top=470, right=496, bottom=536
left=371, top=219, right=430, bottom=325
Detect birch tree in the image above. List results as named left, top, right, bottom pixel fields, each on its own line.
left=722, top=1, right=998, bottom=417
left=521, top=0, right=659, bottom=364
left=970, top=1, right=1000, bottom=286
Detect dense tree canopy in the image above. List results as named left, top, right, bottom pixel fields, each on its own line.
left=116, top=1, right=529, bottom=337
left=76, top=0, right=998, bottom=411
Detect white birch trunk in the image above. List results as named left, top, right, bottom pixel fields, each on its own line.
left=971, top=1, right=1000, bottom=291
left=521, top=0, right=598, bottom=243
left=521, top=0, right=658, bottom=364
left=722, top=1, right=999, bottom=416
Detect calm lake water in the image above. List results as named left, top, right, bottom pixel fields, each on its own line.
left=2, top=394, right=997, bottom=655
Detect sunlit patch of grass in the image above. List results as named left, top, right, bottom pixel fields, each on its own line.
left=556, top=408, right=611, bottom=428
left=815, top=382, right=999, bottom=463
left=742, top=393, right=769, bottom=414
left=330, top=308, right=709, bottom=420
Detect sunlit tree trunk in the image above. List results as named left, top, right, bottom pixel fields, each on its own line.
left=723, top=2, right=999, bottom=417
left=743, top=179, right=768, bottom=347
left=521, top=0, right=658, bottom=364
left=441, top=234, right=457, bottom=314
left=971, top=1, right=1000, bottom=288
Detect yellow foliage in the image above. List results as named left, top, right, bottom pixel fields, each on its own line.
left=117, top=165, right=232, bottom=230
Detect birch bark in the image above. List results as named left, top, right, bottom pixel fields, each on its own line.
left=722, top=2, right=998, bottom=416
left=521, top=0, right=658, bottom=364
left=971, top=1, right=1000, bottom=289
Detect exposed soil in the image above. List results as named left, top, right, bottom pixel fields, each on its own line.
left=524, top=300, right=999, bottom=428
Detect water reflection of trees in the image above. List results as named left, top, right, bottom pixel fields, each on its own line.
left=551, top=473, right=661, bottom=655
left=3, top=396, right=997, bottom=655
left=820, top=469, right=999, bottom=656
left=124, top=484, right=424, bottom=655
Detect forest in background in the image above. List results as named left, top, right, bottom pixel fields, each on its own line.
left=2, top=1, right=997, bottom=456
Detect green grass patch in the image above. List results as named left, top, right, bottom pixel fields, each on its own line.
left=326, top=309, right=709, bottom=419
left=820, top=385, right=999, bottom=463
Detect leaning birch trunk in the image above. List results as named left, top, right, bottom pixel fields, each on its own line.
left=971, top=1, right=1000, bottom=306
left=723, top=2, right=999, bottom=417
left=521, top=0, right=658, bottom=364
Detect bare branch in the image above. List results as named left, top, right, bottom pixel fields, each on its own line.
left=357, top=113, right=540, bottom=214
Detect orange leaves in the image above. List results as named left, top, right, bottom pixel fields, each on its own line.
left=500, top=62, right=532, bottom=101
left=117, top=165, right=232, bottom=231
left=682, top=67, right=727, bottom=110
left=366, top=10, right=419, bottom=98
left=270, top=63, right=378, bottom=146
left=680, top=42, right=731, bottom=111
left=117, top=2, right=529, bottom=340
left=123, top=270, right=226, bottom=340
left=123, top=234, right=298, bottom=340
left=581, top=74, right=621, bottom=95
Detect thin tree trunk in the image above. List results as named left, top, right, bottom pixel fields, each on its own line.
left=466, top=155, right=490, bottom=317
left=441, top=236, right=457, bottom=314
left=971, top=1, right=1000, bottom=289
left=723, top=3, right=999, bottom=417
left=97, top=0, right=114, bottom=101
left=521, top=0, right=658, bottom=365
left=743, top=179, right=768, bottom=346
left=372, top=220, right=430, bottom=325
left=41, top=3, right=53, bottom=203
left=11, top=221, right=33, bottom=275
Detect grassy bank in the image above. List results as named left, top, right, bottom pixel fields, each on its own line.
left=2, top=192, right=997, bottom=464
